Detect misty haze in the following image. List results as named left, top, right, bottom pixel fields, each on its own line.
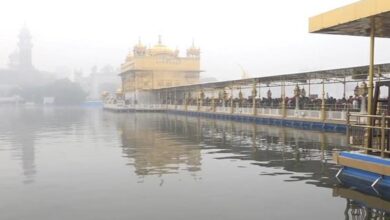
left=2, top=0, right=390, bottom=219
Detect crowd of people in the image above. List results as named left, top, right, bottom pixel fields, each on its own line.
left=175, top=95, right=365, bottom=112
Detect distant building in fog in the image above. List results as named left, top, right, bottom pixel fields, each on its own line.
left=73, top=65, right=121, bottom=101
left=9, top=26, right=34, bottom=70
left=120, top=36, right=202, bottom=103
left=0, top=26, right=54, bottom=98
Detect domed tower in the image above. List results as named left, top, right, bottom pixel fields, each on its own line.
left=148, top=35, right=175, bottom=56
left=18, top=26, right=33, bottom=69
left=133, top=38, right=146, bottom=57
left=120, top=36, right=201, bottom=97
left=186, top=40, right=200, bottom=57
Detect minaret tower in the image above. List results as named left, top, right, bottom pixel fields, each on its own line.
left=18, top=26, right=33, bottom=69
left=133, top=37, right=146, bottom=56
left=186, top=39, right=200, bottom=57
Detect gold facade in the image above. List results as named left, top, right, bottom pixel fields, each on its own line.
left=120, top=37, right=201, bottom=93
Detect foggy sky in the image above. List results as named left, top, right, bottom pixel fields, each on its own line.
left=1, top=0, right=389, bottom=81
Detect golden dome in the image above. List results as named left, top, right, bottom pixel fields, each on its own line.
left=148, top=35, right=175, bottom=56
left=149, top=45, right=173, bottom=55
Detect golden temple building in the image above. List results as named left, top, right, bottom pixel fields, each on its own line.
left=120, top=36, right=201, bottom=101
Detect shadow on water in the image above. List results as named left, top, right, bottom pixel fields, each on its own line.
left=116, top=112, right=390, bottom=219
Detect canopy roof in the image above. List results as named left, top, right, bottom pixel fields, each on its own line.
left=154, top=63, right=390, bottom=91
left=309, top=0, right=390, bottom=37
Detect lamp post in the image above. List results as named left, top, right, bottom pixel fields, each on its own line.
left=211, top=90, right=216, bottom=112
left=223, top=89, right=228, bottom=109
left=321, top=80, right=326, bottom=121
left=199, top=89, right=205, bottom=112
left=238, top=88, right=243, bottom=109
left=281, top=81, right=286, bottom=118
left=185, top=91, right=189, bottom=111
left=294, top=84, right=301, bottom=111
left=301, top=87, right=306, bottom=98
left=359, top=81, right=368, bottom=114
left=230, top=86, right=234, bottom=114
left=252, top=82, right=257, bottom=116
left=353, top=84, right=360, bottom=110
left=267, top=88, right=272, bottom=108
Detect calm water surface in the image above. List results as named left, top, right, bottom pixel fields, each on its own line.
left=0, top=107, right=388, bottom=220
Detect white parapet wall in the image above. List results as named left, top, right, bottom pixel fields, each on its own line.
left=103, top=103, right=352, bottom=124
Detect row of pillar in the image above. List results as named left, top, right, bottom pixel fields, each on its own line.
left=161, top=80, right=330, bottom=121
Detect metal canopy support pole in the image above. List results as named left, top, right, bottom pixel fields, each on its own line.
left=133, top=73, right=136, bottom=108
left=184, top=90, right=188, bottom=111
left=230, top=86, right=234, bottom=114
left=168, top=90, right=170, bottom=105
left=171, top=91, right=173, bottom=105
left=211, top=89, right=216, bottom=112
left=196, top=90, right=199, bottom=111
left=308, top=79, right=311, bottom=97
left=252, top=81, right=257, bottom=116
left=321, top=79, right=326, bottom=121
left=367, top=18, right=376, bottom=150
left=258, top=83, right=261, bottom=113
left=282, top=81, right=286, bottom=118
left=343, top=77, right=346, bottom=99
left=165, top=89, right=168, bottom=110
left=198, top=90, right=201, bottom=112
left=157, top=91, right=159, bottom=107
left=368, top=19, right=375, bottom=117
left=174, top=88, right=177, bottom=110
left=134, top=73, right=137, bottom=108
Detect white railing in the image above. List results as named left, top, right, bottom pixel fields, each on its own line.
left=136, top=104, right=148, bottom=110
left=237, top=107, right=253, bottom=115
left=216, top=107, right=230, bottom=114
left=201, top=106, right=214, bottom=112
left=154, top=104, right=163, bottom=109
left=261, top=108, right=270, bottom=115
left=271, top=108, right=281, bottom=116
left=286, top=109, right=321, bottom=119
left=105, top=103, right=352, bottom=122
left=166, top=105, right=176, bottom=110
left=306, top=110, right=321, bottom=119
left=259, top=108, right=281, bottom=116
left=286, top=109, right=295, bottom=117
left=187, top=105, right=198, bottom=111
left=176, top=105, right=185, bottom=110
left=327, top=110, right=347, bottom=121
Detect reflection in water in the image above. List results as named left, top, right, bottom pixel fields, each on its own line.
left=118, top=113, right=390, bottom=217
left=334, top=186, right=390, bottom=220
left=118, top=114, right=202, bottom=178
left=119, top=113, right=346, bottom=185
left=2, top=108, right=390, bottom=219
left=7, top=125, right=37, bottom=184
left=0, top=107, right=85, bottom=184
left=3, top=108, right=40, bottom=184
